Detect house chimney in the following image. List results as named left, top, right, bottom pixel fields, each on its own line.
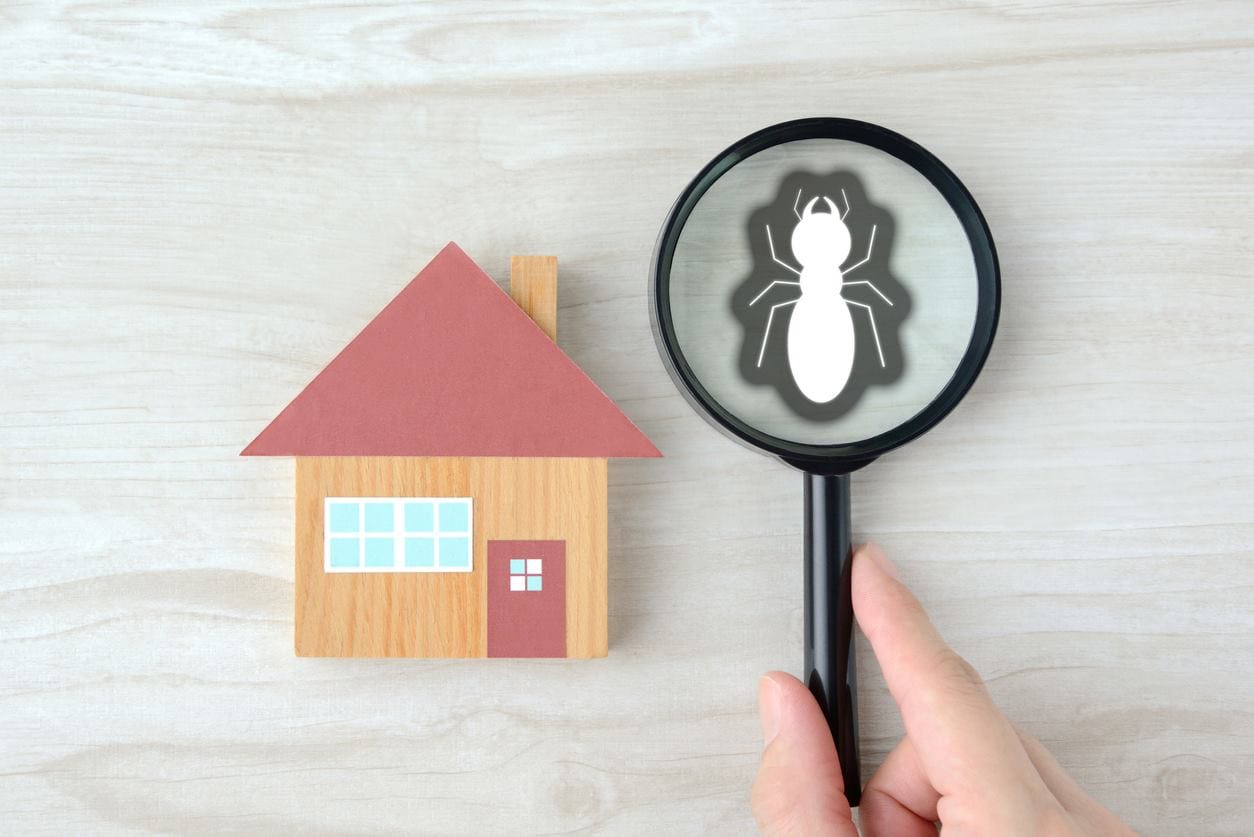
left=509, top=255, right=558, bottom=341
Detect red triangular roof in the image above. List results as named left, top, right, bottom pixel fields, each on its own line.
left=242, top=243, right=660, bottom=458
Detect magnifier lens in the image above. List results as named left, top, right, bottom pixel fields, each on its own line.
left=666, top=137, right=982, bottom=448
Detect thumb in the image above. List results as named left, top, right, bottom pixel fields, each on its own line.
left=852, top=544, right=1053, bottom=818
left=752, top=672, right=856, bottom=836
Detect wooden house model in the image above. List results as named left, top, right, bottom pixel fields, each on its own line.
left=242, top=243, right=660, bottom=658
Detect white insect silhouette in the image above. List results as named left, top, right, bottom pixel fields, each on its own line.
left=749, top=188, right=894, bottom=403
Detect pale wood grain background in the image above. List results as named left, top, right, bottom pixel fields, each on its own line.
left=2, top=1, right=1252, bottom=834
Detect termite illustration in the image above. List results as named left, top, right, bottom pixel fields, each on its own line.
left=748, top=188, right=893, bottom=404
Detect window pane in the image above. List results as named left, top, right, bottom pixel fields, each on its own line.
left=404, top=501, right=434, bottom=533
left=526, top=559, right=542, bottom=575
left=526, top=575, right=543, bottom=592
left=364, top=503, right=394, bottom=533
left=329, top=537, right=360, bottom=568
left=328, top=503, right=359, bottom=534
left=440, top=535, right=470, bottom=569
left=404, top=537, right=435, bottom=568
left=364, top=537, right=394, bottom=567
left=438, top=500, right=470, bottom=533
left=509, top=558, right=526, bottom=575
left=509, top=575, right=525, bottom=591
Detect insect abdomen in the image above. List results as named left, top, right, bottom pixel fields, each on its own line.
left=787, top=296, right=855, bottom=403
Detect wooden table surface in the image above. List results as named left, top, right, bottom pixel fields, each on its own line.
left=2, top=2, right=1251, bottom=834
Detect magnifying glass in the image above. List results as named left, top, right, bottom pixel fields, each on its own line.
left=649, top=118, right=1000, bottom=806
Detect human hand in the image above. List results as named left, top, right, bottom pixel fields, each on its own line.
left=752, top=543, right=1133, bottom=836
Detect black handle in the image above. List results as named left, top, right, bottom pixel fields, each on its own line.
left=804, top=472, right=860, bottom=807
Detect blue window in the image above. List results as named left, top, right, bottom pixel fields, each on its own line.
left=329, top=503, right=359, bottom=534
left=440, top=536, right=470, bottom=569
left=404, top=537, right=435, bottom=568
left=364, top=537, right=394, bottom=567
left=509, top=556, right=543, bottom=592
left=404, top=501, right=434, bottom=533
left=364, top=503, right=393, bottom=533
left=329, top=537, right=359, bottom=568
left=325, top=498, right=472, bottom=573
left=438, top=501, right=470, bottom=533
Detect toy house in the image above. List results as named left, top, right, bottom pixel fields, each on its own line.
left=242, top=243, right=660, bottom=658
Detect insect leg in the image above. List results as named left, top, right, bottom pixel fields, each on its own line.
left=749, top=279, right=801, bottom=306
left=757, top=298, right=799, bottom=368
left=766, top=225, right=802, bottom=275
left=846, top=299, right=886, bottom=367
left=793, top=189, right=803, bottom=220
left=837, top=188, right=850, bottom=220
left=841, top=280, right=893, bottom=306
left=843, top=224, right=878, bottom=274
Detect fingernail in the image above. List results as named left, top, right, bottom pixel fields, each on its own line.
left=758, top=675, right=783, bottom=746
left=862, top=542, right=901, bottom=580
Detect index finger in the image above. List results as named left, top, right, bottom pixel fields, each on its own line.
left=852, top=544, right=1048, bottom=809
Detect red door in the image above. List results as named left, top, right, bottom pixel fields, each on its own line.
left=487, top=540, right=566, bottom=658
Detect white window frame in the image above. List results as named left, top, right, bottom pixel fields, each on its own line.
left=323, top=497, right=473, bottom=573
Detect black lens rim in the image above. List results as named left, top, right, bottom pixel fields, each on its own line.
left=649, top=117, right=1001, bottom=472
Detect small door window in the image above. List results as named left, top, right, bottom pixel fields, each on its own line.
left=508, top=558, right=543, bottom=592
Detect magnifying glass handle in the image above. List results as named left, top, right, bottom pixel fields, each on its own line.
left=804, top=471, right=861, bottom=807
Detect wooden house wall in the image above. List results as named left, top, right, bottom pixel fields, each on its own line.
left=293, top=456, right=608, bottom=658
